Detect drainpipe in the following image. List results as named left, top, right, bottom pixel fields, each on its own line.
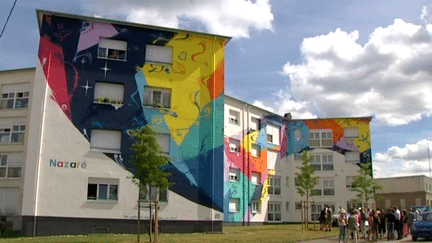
left=247, top=105, right=251, bottom=226
left=211, top=36, right=216, bottom=232
left=242, top=103, right=247, bottom=226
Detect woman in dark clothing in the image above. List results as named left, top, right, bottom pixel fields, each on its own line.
left=378, top=208, right=386, bottom=239
left=319, top=208, right=326, bottom=230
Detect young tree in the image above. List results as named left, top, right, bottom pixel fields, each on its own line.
left=295, top=151, right=320, bottom=229
left=350, top=163, right=382, bottom=208
left=129, top=125, right=170, bottom=243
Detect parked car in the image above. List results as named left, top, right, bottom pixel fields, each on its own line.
left=412, top=212, right=432, bottom=241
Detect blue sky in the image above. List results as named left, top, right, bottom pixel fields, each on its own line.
left=1, top=0, right=432, bottom=178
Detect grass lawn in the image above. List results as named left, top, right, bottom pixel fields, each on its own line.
left=1, top=224, right=338, bottom=243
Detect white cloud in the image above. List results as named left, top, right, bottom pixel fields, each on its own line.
left=281, top=9, right=432, bottom=126
left=252, top=100, right=274, bottom=113
left=373, top=139, right=432, bottom=178
left=79, top=0, right=274, bottom=38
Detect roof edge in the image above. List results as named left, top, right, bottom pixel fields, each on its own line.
left=0, top=67, right=36, bottom=73
left=225, top=95, right=373, bottom=122
left=36, top=9, right=231, bottom=43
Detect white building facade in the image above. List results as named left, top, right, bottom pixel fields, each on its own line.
left=0, top=67, right=34, bottom=230
left=223, top=96, right=373, bottom=224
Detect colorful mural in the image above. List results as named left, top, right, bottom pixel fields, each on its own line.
left=224, top=115, right=372, bottom=222
left=37, top=14, right=228, bottom=212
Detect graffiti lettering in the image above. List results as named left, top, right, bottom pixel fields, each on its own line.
left=49, top=159, right=86, bottom=169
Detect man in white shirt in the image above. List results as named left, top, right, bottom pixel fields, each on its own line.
left=394, top=206, right=402, bottom=239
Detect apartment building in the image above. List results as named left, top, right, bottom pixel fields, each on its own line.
left=375, top=175, right=432, bottom=210
left=0, top=9, right=374, bottom=236
left=224, top=96, right=373, bottom=224
left=15, top=10, right=230, bottom=236
left=0, top=67, right=34, bottom=230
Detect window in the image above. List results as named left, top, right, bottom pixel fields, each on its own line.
left=0, top=188, right=19, bottom=215
left=323, top=179, right=335, bottom=196
left=345, top=152, right=360, bottom=163
left=229, top=168, right=240, bottom=182
left=97, top=38, right=127, bottom=61
left=251, top=201, right=261, bottom=213
left=250, top=117, right=260, bottom=131
left=310, top=154, right=334, bottom=171
left=286, top=176, right=289, bottom=187
left=266, top=124, right=280, bottom=145
left=267, top=150, right=278, bottom=170
left=251, top=172, right=260, bottom=185
left=251, top=144, right=260, bottom=157
left=286, top=202, right=290, bottom=211
left=229, top=138, right=240, bottom=153
left=94, top=82, right=124, bottom=104
left=0, top=120, right=25, bottom=144
left=294, top=129, right=302, bottom=141
left=295, top=177, right=299, bottom=186
left=156, top=134, right=170, bottom=155
left=344, top=128, right=359, bottom=138
left=295, top=202, right=302, bottom=210
left=229, top=198, right=239, bottom=212
left=1, top=84, right=30, bottom=109
left=0, top=154, right=22, bottom=179
left=87, top=178, right=119, bottom=201
left=267, top=134, right=273, bottom=143
left=143, top=87, right=171, bottom=108
left=309, top=130, right=333, bottom=148
left=145, top=44, right=172, bottom=65
left=346, top=176, right=355, bottom=188
left=267, top=202, right=281, bottom=222
left=268, top=176, right=281, bottom=195
left=314, top=178, right=335, bottom=196
left=294, top=153, right=301, bottom=161
left=229, top=109, right=240, bottom=125
left=90, top=129, right=122, bottom=153
left=139, top=185, right=168, bottom=202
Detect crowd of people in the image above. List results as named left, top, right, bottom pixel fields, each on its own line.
left=335, top=206, right=422, bottom=243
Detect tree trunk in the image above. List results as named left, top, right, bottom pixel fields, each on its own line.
left=155, top=201, right=159, bottom=243
left=137, top=200, right=140, bottom=243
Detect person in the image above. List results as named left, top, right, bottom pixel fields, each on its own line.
left=385, top=208, right=396, bottom=240
left=415, top=209, right=421, bottom=221
left=407, top=208, right=415, bottom=235
left=359, top=208, right=367, bottom=239
left=339, top=210, right=348, bottom=243
left=394, top=206, right=402, bottom=239
left=377, top=208, right=386, bottom=239
left=402, top=209, right=408, bottom=237
left=0, top=216, right=6, bottom=236
left=367, top=209, right=379, bottom=241
left=348, top=210, right=358, bottom=243
left=319, top=207, right=326, bottom=230
left=326, top=205, right=333, bottom=231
